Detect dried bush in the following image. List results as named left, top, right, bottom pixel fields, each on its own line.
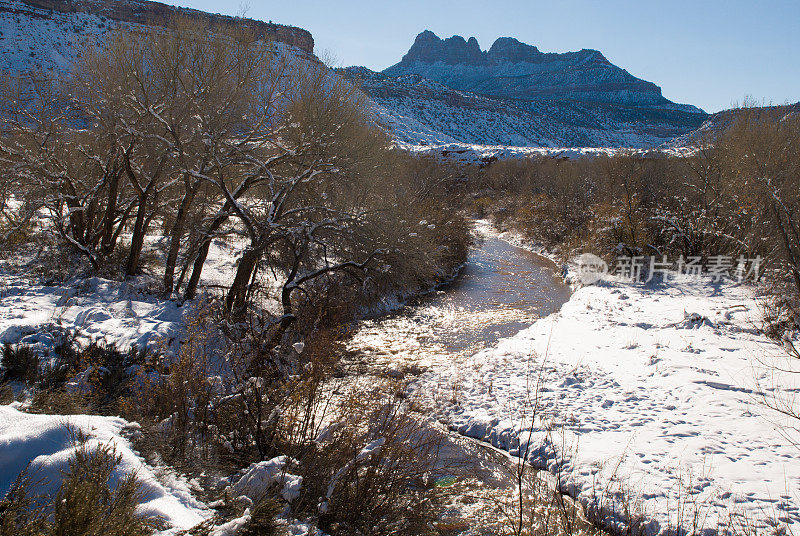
left=1, top=343, right=38, bottom=384
left=53, top=442, right=154, bottom=536
left=0, top=442, right=155, bottom=536
left=238, top=500, right=282, bottom=536
left=5, top=336, right=153, bottom=415
left=0, top=467, right=50, bottom=536
left=28, top=389, right=91, bottom=415
left=291, top=386, right=443, bottom=536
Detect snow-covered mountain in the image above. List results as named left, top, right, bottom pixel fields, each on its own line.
left=0, top=0, right=313, bottom=73
left=1, top=4, right=707, bottom=150
left=345, top=31, right=708, bottom=149
left=387, top=31, right=703, bottom=110
left=344, top=66, right=708, bottom=148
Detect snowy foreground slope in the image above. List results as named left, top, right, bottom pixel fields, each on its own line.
left=0, top=274, right=190, bottom=352
left=0, top=405, right=211, bottom=532
left=0, top=405, right=316, bottom=535
left=417, top=267, right=800, bottom=532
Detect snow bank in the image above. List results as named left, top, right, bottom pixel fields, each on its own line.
left=232, top=456, right=303, bottom=503
left=0, top=274, right=191, bottom=353
left=0, top=405, right=210, bottom=533
left=417, top=276, right=800, bottom=533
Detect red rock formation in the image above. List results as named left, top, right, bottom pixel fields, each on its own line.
left=12, top=0, right=314, bottom=54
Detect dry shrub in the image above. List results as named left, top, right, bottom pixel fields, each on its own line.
left=0, top=441, right=155, bottom=536
left=5, top=336, right=153, bottom=415
left=292, top=384, right=443, bottom=536
left=53, top=442, right=155, bottom=536
left=124, top=303, right=222, bottom=467
left=0, top=382, right=14, bottom=404
left=0, top=467, right=50, bottom=536
left=78, top=342, right=149, bottom=412
left=28, top=389, right=91, bottom=415
left=238, top=500, right=282, bottom=536
left=117, top=302, right=448, bottom=534
left=0, top=214, right=36, bottom=254
left=1, top=343, right=38, bottom=384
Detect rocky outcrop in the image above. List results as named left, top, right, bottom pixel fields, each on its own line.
left=400, top=30, right=484, bottom=65
left=3, top=0, right=314, bottom=53
left=385, top=31, right=701, bottom=112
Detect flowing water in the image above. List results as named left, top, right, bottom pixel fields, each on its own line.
left=344, top=223, right=583, bottom=534
left=348, top=223, right=572, bottom=371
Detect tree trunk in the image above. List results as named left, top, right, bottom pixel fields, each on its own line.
left=184, top=238, right=211, bottom=300
left=125, top=188, right=150, bottom=277
left=184, top=209, right=235, bottom=300
left=163, top=188, right=195, bottom=296
left=100, top=171, right=120, bottom=256
left=226, top=247, right=259, bottom=317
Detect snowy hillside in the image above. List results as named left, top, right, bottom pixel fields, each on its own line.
left=0, top=0, right=313, bottom=73
left=0, top=1, right=111, bottom=72
left=345, top=67, right=708, bottom=149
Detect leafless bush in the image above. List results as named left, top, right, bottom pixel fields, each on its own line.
left=1, top=343, right=38, bottom=384
left=291, top=384, right=442, bottom=536
left=0, top=440, right=155, bottom=536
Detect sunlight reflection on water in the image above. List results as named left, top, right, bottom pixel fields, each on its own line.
left=348, top=232, right=572, bottom=369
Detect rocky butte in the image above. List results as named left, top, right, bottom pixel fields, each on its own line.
left=384, top=30, right=701, bottom=112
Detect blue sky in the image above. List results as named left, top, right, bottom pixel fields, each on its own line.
left=165, top=0, right=799, bottom=113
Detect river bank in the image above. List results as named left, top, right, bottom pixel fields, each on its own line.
left=3, top=219, right=799, bottom=535
left=413, top=266, right=800, bottom=534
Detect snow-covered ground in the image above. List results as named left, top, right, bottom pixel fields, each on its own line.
left=0, top=405, right=211, bottom=533
left=416, top=270, right=800, bottom=533
left=0, top=234, right=249, bottom=354
left=2, top=217, right=799, bottom=534
left=0, top=273, right=191, bottom=353
left=393, top=141, right=695, bottom=163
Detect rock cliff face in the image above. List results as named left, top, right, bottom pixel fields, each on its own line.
left=0, top=0, right=314, bottom=54
left=385, top=31, right=699, bottom=111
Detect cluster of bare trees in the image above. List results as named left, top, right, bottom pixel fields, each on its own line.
left=473, top=104, right=800, bottom=322
left=0, top=20, right=468, bottom=328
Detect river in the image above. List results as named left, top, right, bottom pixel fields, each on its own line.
left=347, top=222, right=571, bottom=372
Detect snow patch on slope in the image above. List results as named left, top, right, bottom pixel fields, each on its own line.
left=0, top=405, right=211, bottom=532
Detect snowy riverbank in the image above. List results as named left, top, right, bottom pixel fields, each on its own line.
left=417, top=272, right=800, bottom=533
